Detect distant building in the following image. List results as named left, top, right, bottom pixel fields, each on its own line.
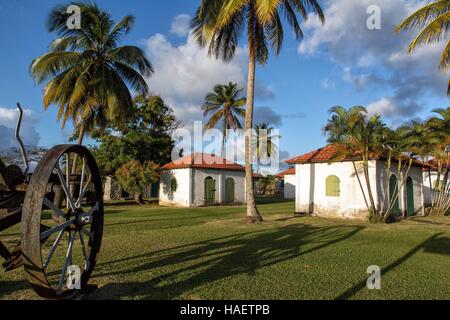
left=286, top=145, right=429, bottom=220
left=159, top=153, right=248, bottom=207
left=276, top=168, right=296, bottom=199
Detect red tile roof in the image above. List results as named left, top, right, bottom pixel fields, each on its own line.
left=162, top=153, right=245, bottom=171
left=285, top=145, right=346, bottom=164
left=286, top=144, right=432, bottom=168
left=276, top=168, right=295, bottom=178
left=428, top=154, right=450, bottom=170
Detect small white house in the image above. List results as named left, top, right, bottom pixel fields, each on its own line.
left=286, top=145, right=428, bottom=220
left=277, top=168, right=296, bottom=199
left=159, top=153, right=247, bottom=207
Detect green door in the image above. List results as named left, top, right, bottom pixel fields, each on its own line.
left=406, top=177, right=415, bottom=216
left=389, top=175, right=400, bottom=217
left=204, top=177, right=216, bottom=205
left=225, top=178, right=235, bottom=204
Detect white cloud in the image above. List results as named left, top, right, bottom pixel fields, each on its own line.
left=0, top=107, right=40, bottom=150
left=298, top=0, right=448, bottom=118
left=367, top=97, right=396, bottom=116
left=144, top=31, right=276, bottom=131
left=144, top=33, right=246, bottom=128
left=321, top=78, right=336, bottom=89
left=170, top=14, right=191, bottom=37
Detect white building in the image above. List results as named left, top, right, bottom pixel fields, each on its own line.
left=277, top=168, right=296, bottom=199
left=159, top=153, right=247, bottom=207
left=286, top=145, right=428, bottom=220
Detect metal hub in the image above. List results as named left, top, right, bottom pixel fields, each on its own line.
left=74, top=208, right=92, bottom=229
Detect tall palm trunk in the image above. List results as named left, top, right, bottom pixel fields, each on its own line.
left=363, top=158, right=377, bottom=216
left=72, top=122, right=86, bottom=174
left=245, top=12, right=262, bottom=223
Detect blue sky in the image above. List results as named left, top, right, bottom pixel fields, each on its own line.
left=0, top=0, right=448, bottom=164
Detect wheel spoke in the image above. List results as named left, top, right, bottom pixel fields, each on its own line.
left=77, top=158, right=86, bottom=208
left=43, top=197, right=65, bottom=218
left=54, top=164, right=76, bottom=212
left=76, top=175, right=92, bottom=208
left=65, top=154, right=71, bottom=210
left=79, top=230, right=90, bottom=270
left=82, top=228, right=93, bottom=239
left=66, top=154, right=70, bottom=189
left=85, top=201, right=100, bottom=218
left=43, top=229, right=65, bottom=269
left=40, top=219, right=74, bottom=240
left=67, top=231, right=73, bottom=267
left=57, top=231, right=75, bottom=292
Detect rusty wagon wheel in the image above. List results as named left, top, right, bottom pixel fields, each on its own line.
left=21, top=145, right=103, bottom=299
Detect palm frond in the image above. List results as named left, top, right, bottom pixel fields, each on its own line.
left=395, top=0, right=449, bottom=32
left=108, top=45, right=154, bottom=77
left=407, top=11, right=450, bottom=52
left=30, top=51, right=81, bottom=83
left=205, top=109, right=225, bottom=129
left=254, top=0, right=283, bottom=25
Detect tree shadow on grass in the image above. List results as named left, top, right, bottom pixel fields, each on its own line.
left=409, top=218, right=450, bottom=227
left=90, top=223, right=364, bottom=300
left=0, top=280, right=29, bottom=299
left=335, top=233, right=449, bottom=300
left=103, top=208, right=245, bottom=231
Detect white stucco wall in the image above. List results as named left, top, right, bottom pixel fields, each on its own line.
left=376, top=161, right=425, bottom=216
left=191, top=168, right=246, bottom=206
left=295, top=161, right=377, bottom=220
left=293, top=160, right=425, bottom=220
left=159, top=168, right=192, bottom=207
left=160, top=168, right=246, bottom=207
left=284, top=174, right=296, bottom=199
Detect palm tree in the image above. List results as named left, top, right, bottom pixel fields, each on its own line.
left=325, top=106, right=386, bottom=219
left=395, top=0, right=450, bottom=95
left=426, top=107, right=450, bottom=215
left=31, top=2, right=154, bottom=145
left=192, top=0, right=325, bottom=223
left=253, top=122, right=279, bottom=173
left=202, top=82, right=246, bottom=155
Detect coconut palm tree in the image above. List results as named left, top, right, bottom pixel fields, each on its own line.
left=202, top=82, right=246, bottom=155
left=395, top=0, right=450, bottom=95
left=192, top=0, right=325, bottom=223
left=253, top=122, right=279, bottom=174
left=30, top=2, right=154, bottom=145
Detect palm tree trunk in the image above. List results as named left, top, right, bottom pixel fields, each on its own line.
left=363, top=158, right=377, bottom=217
left=71, top=123, right=86, bottom=174
left=245, top=12, right=262, bottom=223
left=134, top=192, right=144, bottom=205
left=222, top=131, right=226, bottom=158
left=77, top=123, right=86, bottom=146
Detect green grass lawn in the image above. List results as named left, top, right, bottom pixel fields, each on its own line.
left=1, top=201, right=449, bottom=300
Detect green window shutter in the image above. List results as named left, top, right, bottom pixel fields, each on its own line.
left=433, top=180, right=443, bottom=191
left=326, top=176, right=340, bottom=197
